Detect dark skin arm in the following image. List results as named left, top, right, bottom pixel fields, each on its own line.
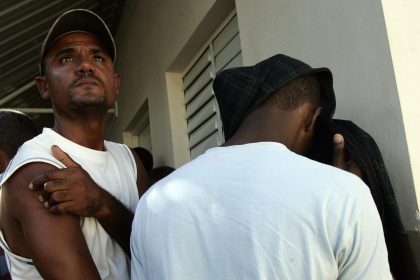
left=2, top=163, right=100, bottom=280
left=30, top=145, right=148, bottom=256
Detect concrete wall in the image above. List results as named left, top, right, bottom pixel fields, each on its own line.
left=108, top=0, right=234, bottom=167
left=110, top=0, right=418, bottom=230
left=235, top=0, right=418, bottom=230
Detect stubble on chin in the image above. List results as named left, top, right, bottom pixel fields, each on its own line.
left=69, top=90, right=110, bottom=113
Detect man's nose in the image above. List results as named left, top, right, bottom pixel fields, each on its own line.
left=76, top=57, right=94, bottom=75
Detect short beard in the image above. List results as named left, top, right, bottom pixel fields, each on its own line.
left=70, top=92, right=109, bottom=113
left=68, top=73, right=108, bottom=108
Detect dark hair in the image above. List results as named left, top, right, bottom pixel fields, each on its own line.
left=270, top=75, right=320, bottom=110
left=133, top=147, right=154, bottom=171
left=147, top=166, right=175, bottom=188
left=0, top=110, right=38, bottom=159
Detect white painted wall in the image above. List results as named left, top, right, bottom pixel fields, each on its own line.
left=109, top=0, right=418, bottom=230
left=234, top=0, right=418, bottom=230
left=108, top=0, right=234, bottom=167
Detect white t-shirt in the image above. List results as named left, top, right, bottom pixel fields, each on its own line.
left=0, top=128, right=139, bottom=280
left=131, top=142, right=392, bottom=280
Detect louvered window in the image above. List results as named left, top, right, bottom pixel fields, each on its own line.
left=183, top=15, right=242, bottom=159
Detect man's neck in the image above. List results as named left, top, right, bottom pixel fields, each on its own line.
left=53, top=116, right=108, bottom=151
left=222, top=107, right=301, bottom=150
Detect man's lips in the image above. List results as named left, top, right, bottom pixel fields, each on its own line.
left=75, top=78, right=99, bottom=87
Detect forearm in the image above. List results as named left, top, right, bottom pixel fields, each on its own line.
left=95, top=190, right=134, bottom=256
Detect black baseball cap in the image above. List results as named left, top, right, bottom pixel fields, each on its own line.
left=39, top=9, right=116, bottom=74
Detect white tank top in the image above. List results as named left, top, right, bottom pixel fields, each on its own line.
left=0, top=128, right=139, bottom=279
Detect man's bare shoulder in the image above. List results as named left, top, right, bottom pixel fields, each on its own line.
left=1, top=163, right=57, bottom=254
left=3, top=162, right=58, bottom=218
left=1, top=162, right=99, bottom=279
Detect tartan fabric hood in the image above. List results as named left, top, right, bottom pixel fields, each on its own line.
left=213, top=54, right=336, bottom=140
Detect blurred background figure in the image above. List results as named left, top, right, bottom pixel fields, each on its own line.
left=133, top=147, right=154, bottom=172
left=0, top=109, right=38, bottom=280
left=0, top=109, right=38, bottom=179
left=147, top=166, right=175, bottom=188
left=132, top=147, right=175, bottom=188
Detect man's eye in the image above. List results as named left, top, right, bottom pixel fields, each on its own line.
left=94, top=55, right=105, bottom=62
left=60, top=56, right=73, bottom=63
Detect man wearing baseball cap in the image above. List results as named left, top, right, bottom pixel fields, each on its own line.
left=130, top=54, right=391, bottom=279
left=0, top=9, right=147, bottom=279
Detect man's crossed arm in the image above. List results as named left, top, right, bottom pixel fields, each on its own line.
left=28, top=145, right=148, bottom=255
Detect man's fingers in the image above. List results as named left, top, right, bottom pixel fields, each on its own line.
left=49, top=190, right=70, bottom=204
left=30, top=172, right=55, bottom=191
left=30, top=170, right=70, bottom=191
left=332, top=134, right=364, bottom=180
left=43, top=179, right=71, bottom=193
left=347, top=161, right=364, bottom=179
left=332, top=134, right=346, bottom=169
left=51, top=145, right=79, bottom=168
left=43, top=190, right=72, bottom=212
left=49, top=201, right=74, bottom=215
left=28, top=145, right=81, bottom=190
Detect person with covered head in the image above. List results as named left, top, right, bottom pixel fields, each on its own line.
left=130, top=54, right=391, bottom=279
left=0, top=9, right=147, bottom=279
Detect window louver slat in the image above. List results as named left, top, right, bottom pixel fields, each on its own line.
left=183, top=14, right=241, bottom=159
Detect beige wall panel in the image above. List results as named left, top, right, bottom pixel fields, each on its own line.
left=235, top=0, right=418, bottom=230
left=107, top=0, right=234, bottom=167
left=108, top=0, right=418, bottom=230
left=381, top=0, right=420, bottom=229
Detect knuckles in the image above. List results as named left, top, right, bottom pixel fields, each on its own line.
left=51, top=190, right=67, bottom=202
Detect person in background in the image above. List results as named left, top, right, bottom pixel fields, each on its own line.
left=0, top=9, right=147, bottom=279
left=0, top=109, right=38, bottom=179
left=147, top=165, right=175, bottom=188
left=133, top=147, right=154, bottom=172
left=0, top=109, right=38, bottom=280
left=130, top=54, right=392, bottom=279
left=132, top=147, right=175, bottom=188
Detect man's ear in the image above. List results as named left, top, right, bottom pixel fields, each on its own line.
left=304, top=106, right=322, bottom=132
left=35, top=76, right=49, bottom=99
left=114, top=73, right=121, bottom=97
